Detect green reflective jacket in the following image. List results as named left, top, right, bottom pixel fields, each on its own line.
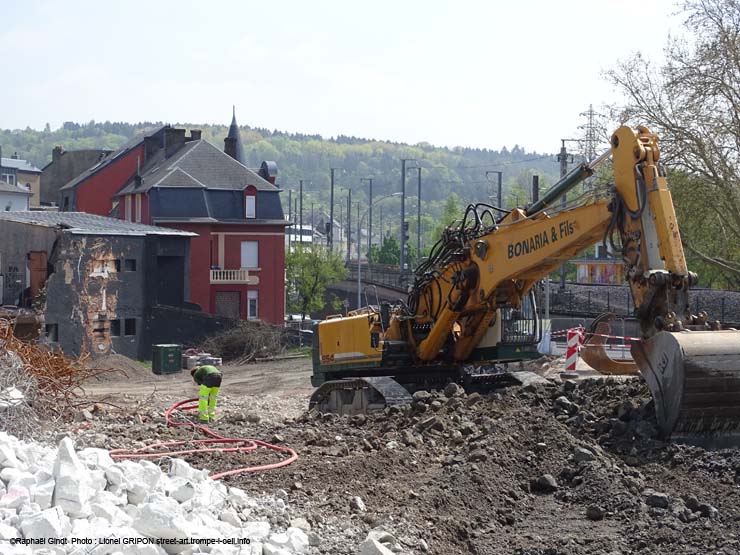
left=192, top=365, right=221, bottom=385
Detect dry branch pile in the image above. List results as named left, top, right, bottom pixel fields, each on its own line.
left=0, top=319, right=117, bottom=434
left=199, top=320, right=286, bottom=363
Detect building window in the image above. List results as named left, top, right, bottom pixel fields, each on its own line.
left=135, top=194, right=142, bottom=223
left=240, top=241, right=258, bottom=268
left=110, top=320, right=121, bottom=337
left=1, top=173, right=14, bottom=185
left=63, top=196, right=69, bottom=211
left=124, top=318, right=136, bottom=336
left=124, top=259, right=137, bottom=271
left=245, top=195, right=256, bottom=219
left=125, top=195, right=132, bottom=222
left=248, top=290, right=258, bottom=319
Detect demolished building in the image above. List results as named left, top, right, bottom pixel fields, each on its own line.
left=0, top=211, right=232, bottom=360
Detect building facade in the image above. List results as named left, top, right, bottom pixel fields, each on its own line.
left=0, top=211, right=196, bottom=359
left=1, top=152, right=41, bottom=207
left=57, top=117, right=287, bottom=324
left=40, top=146, right=111, bottom=206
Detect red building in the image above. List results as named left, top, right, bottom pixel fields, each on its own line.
left=60, top=117, right=287, bottom=324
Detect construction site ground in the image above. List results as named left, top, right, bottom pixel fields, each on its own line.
left=69, top=355, right=740, bottom=555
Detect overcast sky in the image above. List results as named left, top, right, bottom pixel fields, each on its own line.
left=1, top=0, right=683, bottom=153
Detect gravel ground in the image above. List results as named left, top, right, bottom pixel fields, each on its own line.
left=23, top=355, right=734, bottom=555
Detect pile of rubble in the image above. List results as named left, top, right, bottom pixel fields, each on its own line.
left=0, top=320, right=118, bottom=436
left=200, top=321, right=286, bottom=363
left=0, top=432, right=313, bottom=554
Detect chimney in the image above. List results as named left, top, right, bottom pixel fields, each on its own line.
left=52, top=146, right=64, bottom=162
left=164, top=127, right=187, bottom=157
left=224, top=137, right=237, bottom=160
left=11, top=152, right=19, bottom=160
left=258, top=161, right=278, bottom=185
left=189, top=129, right=202, bottom=141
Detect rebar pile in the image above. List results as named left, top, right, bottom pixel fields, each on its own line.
left=0, top=319, right=114, bottom=425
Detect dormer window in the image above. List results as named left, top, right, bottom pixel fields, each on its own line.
left=245, top=186, right=257, bottom=219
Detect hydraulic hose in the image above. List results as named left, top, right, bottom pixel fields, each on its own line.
left=109, top=397, right=298, bottom=480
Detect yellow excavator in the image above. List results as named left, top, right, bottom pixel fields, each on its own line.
left=310, top=126, right=740, bottom=446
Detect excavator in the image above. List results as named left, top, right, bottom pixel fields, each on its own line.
left=309, top=126, right=740, bottom=447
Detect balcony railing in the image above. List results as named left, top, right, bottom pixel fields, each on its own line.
left=210, top=268, right=260, bottom=285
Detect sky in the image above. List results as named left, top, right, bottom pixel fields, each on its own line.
left=1, top=0, right=684, bottom=153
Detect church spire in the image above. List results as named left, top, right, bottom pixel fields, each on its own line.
left=225, top=106, right=246, bottom=164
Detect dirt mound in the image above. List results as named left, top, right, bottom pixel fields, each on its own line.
left=84, top=353, right=151, bottom=382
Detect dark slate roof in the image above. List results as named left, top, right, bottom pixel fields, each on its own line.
left=1, top=157, right=41, bottom=173
left=59, top=126, right=166, bottom=192
left=0, top=211, right=196, bottom=237
left=0, top=182, right=33, bottom=195
left=116, top=140, right=276, bottom=196
left=227, top=107, right=246, bottom=164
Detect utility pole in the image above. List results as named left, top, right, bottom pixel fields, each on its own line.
left=361, top=178, right=373, bottom=257
left=416, top=167, right=422, bottom=263
left=532, top=175, right=539, bottom=203
left=346, top=189, right=352, bottom=263
left=356, top=201, right=361, bottom=309
left=287, top=189, right=292, bottom=222
left=299, top=179, right=304, bottom=236
left=400, top=159, right=416, bottom=279
left=557, top=139, right=577, bottom=289
left=486, top=171, right=504, bottom=210
left=380, top=206, right=384, bottom=246
left=329, top=168, right=337, bottom=253
left=311, top=202, right=315, bottom=237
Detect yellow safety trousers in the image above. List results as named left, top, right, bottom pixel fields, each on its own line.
left=198, top=384, right=220, bottom=422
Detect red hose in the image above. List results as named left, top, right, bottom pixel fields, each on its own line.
left=109, top=397, right=298, bottom=479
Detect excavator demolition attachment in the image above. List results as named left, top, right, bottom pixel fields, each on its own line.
left=580, top=313, right=639, bottom=376
left=632, top=330, right=740, bottom=448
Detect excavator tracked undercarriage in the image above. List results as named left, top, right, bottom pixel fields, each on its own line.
left=310, top=126, right=740, bottom=448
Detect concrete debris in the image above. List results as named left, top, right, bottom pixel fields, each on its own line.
left=0, top=432, right=315, bottom=554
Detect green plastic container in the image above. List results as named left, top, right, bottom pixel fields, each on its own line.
left=152, top=344, right=182, bottom=375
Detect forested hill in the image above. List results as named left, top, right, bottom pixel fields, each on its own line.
left=1, top=121, right=561, bottom=212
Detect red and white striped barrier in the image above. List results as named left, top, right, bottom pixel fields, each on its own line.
left=565, top=327, right=584, bottom=372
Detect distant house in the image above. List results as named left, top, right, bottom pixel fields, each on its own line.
left=0, top=211, right=198, bottom=359
left=575, top=245, right=624, bottom=285
left=56, top=112, right=288, bottom=324
left=40, top=146, right=111, bottom=206
left=0, top=151, right=41, bottom=207
left=59, top=127, right=167, bottom=214
left=0, top=181, right=32, bottom=211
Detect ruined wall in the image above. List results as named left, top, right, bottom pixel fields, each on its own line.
left=44, top=234, right=148, bottom=359
left=0, top=221, right=57, bottom=305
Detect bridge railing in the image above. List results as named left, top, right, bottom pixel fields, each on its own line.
left=345, top=263, right=405, bottom=291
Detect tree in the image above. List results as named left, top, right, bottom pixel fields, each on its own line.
left=286, top=245, right=348, bottom=318
left=375, top=236, right=400, bottom=265
left=606, top=0, right=740, bottom=286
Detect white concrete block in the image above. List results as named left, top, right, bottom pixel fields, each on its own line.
left=19, top=506, right=71, bottom=540
left=30, top=479, right=54, bottom=510
left=358, top=539, right=395, bottom=555
left=220, top=507, right=241, bottom=527
left=104, top=464, right=125, bottom=487
left=227, top=486, right=250, bottom=508
left=91, top=489, right=127, bottom=507
left=262, top=546, right=292, bottom=555
left=0, top=444, right=22, bottom=470
left=132, top=503, right=190, bottom=555
left=241, top=521, right=270, bottom=541
left=52, top=437, right=93, bottom=517
left=237, top=543, right=262, bottom=555
left=138, top=460, right=162, bottom=490
left=126, top=481, right=149, bottom=505
left=168, top=479, right=195, bottom=503
left=0, top=485, right=30, bottom=509
left=90, top=469, right=108, bottom=493
left=0, top=521, right=20, bottom=539
left=168, top=459, right=205, bottom=482
left=78, top=448, right=115, bottom=470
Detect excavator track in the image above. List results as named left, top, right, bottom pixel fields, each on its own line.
left=632, top=330, right=740, bottom=448
left=309, top=377, right=413, bottom=415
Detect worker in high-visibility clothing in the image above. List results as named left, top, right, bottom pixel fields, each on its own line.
left=190, top=365, right=222, bottom=422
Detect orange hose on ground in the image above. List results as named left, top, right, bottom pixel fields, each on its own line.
left=109, top=397, right=298, bottom=479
